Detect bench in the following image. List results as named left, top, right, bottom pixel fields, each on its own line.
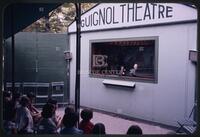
left=182, top=125, right=196, bottom=134
left=176, top=103, right=197, bottom=134
left=177, top=119, right=197, bottom=134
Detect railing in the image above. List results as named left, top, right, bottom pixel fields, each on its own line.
left=5, top=81, right=65, bottom=105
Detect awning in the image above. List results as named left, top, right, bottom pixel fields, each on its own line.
left=4, top=3, right=61, bottom=39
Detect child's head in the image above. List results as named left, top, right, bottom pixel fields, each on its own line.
left=41, top=103, right=55, bottom=118
left=62, top=111, right=79, bottom=128
left=47, top=98, right=58, bottom=114
left=3, top=91, right=12, bottom=101
left=81, top=109, right=93, bottom=122
left=47, top=98, right=58, bottom=111
left=26, top=92, right=35, bottom=103
left=20, top=96, right=30, bottom=107
left=47, top=98, right=57, bottom=105
left=13, top=92, right=21, bottom=101
left=65, top=106, right=75, bottom=114
left=92, top=123, right=106, bottom=134
left=127, top=125, right=143, bottom=135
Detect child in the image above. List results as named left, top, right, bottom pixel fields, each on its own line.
left=26, top=92, right=41, bottom=123
left=60, top=112, right=83, bottom=134
left=79, top=109, right=94, bottom=134
left=3, top=106, right=17, bottom=135
left=3, top=91, right=14, bottom=121
left=47, top=98, right=62, bottom=128
left=126, top=125, right=143, bottom=135
left=12, top=92, right=21, bottom=109
left=16, top=96, right=34, bottom=134
left=37, top=103, right=57, bottom=134
left=58, top=106, right=75, bottom=129
left=92, top=123, right=106, bottom=134
left=65, top=106, right=75, bottom=114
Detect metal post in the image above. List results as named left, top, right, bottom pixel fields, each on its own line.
left=64, top=50, right=72, bottom=106
left=11, top=4, right=15, bottom=93
left=75, top=3, right=81, bottom=123
left=0, top=3, right=4, bottom=126
left=66, top=59, right=70, bottom=105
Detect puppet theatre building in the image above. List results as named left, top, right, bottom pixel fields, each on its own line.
left=68, top=3, right=197, bottom=127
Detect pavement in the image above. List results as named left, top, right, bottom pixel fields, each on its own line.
left=56, top=107, right=175, bottom=134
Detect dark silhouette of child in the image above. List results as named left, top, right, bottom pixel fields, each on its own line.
left=64, top=106, right=75, bottom=115
left=26, top=92, right=41, bottom=123
left=37, top=103, right=57, bottom=134
left=127, top=125, right=143, bottom=135
left=3, top=105, right=17, bottom=134
left=47, top=98, right=62, bottom=128
left=92, top=123, right=106, bottom=134
left=16, top=96, right=34, bottom=134
left=60, top=112, right=83, bottom=134
left=79, top=109, right=94, bottom=134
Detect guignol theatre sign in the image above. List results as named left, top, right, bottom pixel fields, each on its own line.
left=68, top=3, right=197, bottom=33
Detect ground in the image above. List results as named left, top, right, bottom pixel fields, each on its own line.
left=56, top=107, right=174, bottom=134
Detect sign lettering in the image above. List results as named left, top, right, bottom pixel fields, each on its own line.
left=81, top=3, right=173, bottom=28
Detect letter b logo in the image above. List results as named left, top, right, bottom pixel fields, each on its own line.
left=93, top=55, right=108, bottom=67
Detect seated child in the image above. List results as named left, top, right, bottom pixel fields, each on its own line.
left=92, top=123, right=106, bottom=134
left=126, top=125, right=143, bottom=135
left=65, top=106, right=75, bottom=114
left=3, top=107, right=17, bottom=135
left=26, top=92, right=41, bottom=123
left=12, top=92, right=21, bottom=109
left=47, top=98, right=62, bottom=128
left=37, top=103, right=57, bottom=134
left=3, top=91, right=13, bottom=121
left=79, top=109, right=94, bottom=134
left=60, top=112, right=83, bottom=134
left=16, top=96, right=34, bottom=134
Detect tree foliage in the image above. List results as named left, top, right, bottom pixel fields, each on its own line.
left=23, top=3, right=96, bottom=33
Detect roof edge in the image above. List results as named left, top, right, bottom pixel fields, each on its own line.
left=68, top=3, right=197, bottom=28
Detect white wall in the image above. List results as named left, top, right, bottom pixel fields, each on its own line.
left=69, top=23, right=197, bottom=127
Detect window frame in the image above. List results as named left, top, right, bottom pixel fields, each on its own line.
left=89, top=36, right=159, bottom=83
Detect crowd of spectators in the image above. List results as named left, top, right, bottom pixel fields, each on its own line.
left=3, top=91, right=143, bottom=135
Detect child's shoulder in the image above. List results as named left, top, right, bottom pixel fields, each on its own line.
left=89, top=121, right=94, bottom=125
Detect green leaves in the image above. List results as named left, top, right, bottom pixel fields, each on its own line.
left=23, top=3, right=96, bottom=33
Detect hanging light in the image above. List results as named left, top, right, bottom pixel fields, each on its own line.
left=64, top=51, right=72, bottom=61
